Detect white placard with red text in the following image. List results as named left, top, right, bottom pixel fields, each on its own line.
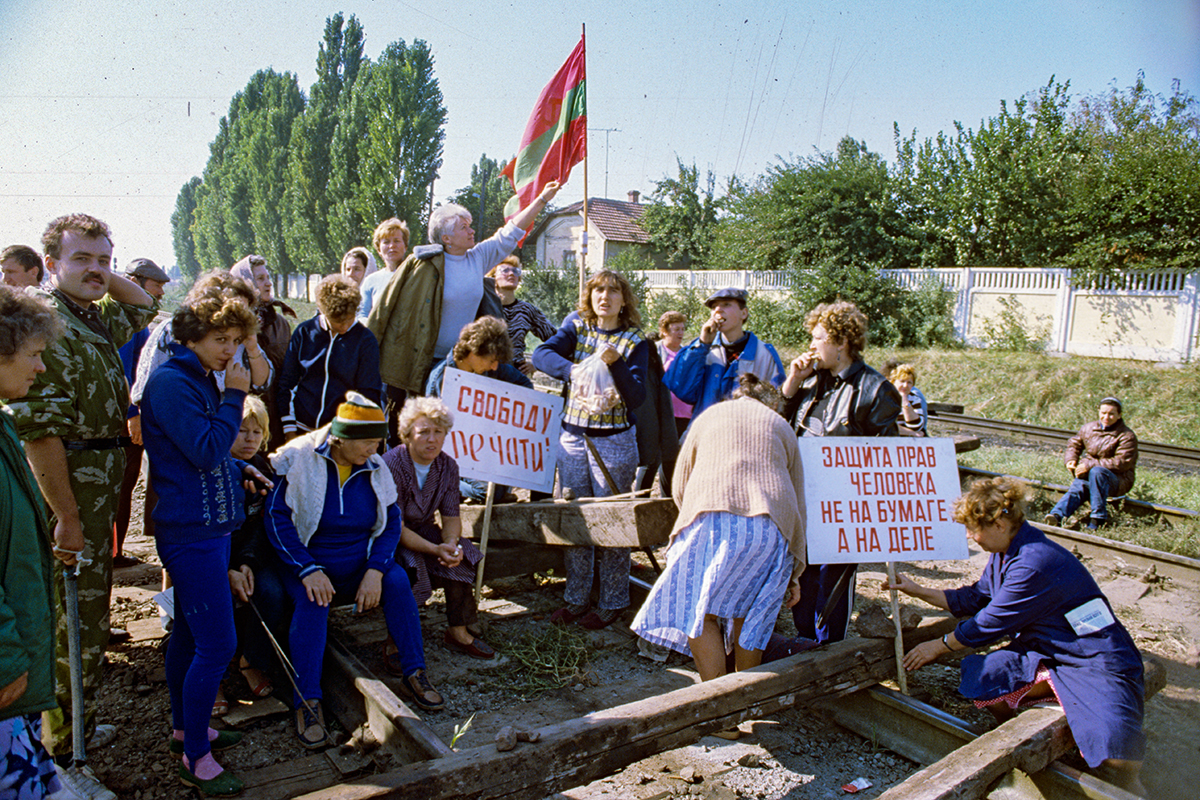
left=798, top=437, right=967, bottom=564
left=442, top=367, right=563, bottom=493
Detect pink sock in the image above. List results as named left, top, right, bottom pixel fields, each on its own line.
left=183, top=752, right=223, bottom=780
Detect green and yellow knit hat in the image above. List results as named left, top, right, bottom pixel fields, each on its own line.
left=330, top=391, right=387, bottom=440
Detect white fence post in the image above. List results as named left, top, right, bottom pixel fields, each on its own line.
left=1175, top=271, right=1199, bottom=363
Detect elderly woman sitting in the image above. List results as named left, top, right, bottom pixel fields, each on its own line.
left=886, top=477, right=1146, bottom=795
left=267, top=393, right=442, bottom=750
left=383, top=398, right=495, bottom=659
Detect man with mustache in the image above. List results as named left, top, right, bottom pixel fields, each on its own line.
left=4, top=214, right=157, bottom=798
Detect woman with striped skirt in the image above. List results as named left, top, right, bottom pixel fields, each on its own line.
left=632, top=375, right=807, bottom=723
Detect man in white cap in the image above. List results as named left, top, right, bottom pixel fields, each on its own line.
left=663, top=287, right=785, bottom=419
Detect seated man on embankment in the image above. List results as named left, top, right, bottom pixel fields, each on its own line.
left=1044, top=397, right=1137, bottom=531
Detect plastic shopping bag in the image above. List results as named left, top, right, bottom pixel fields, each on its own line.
left=570, top=348, right=621, bottom=414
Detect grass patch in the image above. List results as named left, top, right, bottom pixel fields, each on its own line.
left=490, top=624, right=592, bottom=698
left=959, top=446, right=1200, bottom=558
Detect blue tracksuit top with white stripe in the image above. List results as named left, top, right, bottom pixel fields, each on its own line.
left=277, top=314, right=383, bottom=434
left=663, top=331, right=784, bottom=417
left=265, top=451, right=400, bottom=580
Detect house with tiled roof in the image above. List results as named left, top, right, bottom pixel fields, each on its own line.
left=531, top=191, right=669, bottom=272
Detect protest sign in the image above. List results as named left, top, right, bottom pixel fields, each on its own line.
left=442, top=368, right=563, bottom=492
left=798, top=437, right=967, bottom=564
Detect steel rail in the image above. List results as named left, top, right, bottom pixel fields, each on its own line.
left=958, top=465, right=1198, bottom=525
left=931, top=411, right=1200, bottom=469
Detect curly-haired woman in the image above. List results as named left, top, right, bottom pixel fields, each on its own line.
left=885, top=477, right=1146, bottom=795
left=142, top=282, right=266, bottom=795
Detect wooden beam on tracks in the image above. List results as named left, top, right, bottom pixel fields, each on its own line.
left=459, top=497, right=676, bottom=548
left=876, top=655, right=1166, bottom=800
left=295, top=617, right=959, bottom=800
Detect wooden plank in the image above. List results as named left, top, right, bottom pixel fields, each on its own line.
left=952, top=434, right=980, bottom=453
left=459, top=498, right=676, bottom=547
left=877, top=655, right=1166, bottom=800
left=295, top=617, right=959, bottom=800
left=240, top=753, right=340, bottom=800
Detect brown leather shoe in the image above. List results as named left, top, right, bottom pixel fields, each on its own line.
left=395, top=669, right=444, bottom=712
left=443, top=631, right=496, bottom=659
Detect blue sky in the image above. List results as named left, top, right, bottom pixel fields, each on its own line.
left=1, top=0, right=1196, bottom=269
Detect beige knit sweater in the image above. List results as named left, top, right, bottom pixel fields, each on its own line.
left=670, top=396, right=807, bottom=584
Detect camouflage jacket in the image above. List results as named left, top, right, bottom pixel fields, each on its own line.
left=4, top=289, right=158, bottom=442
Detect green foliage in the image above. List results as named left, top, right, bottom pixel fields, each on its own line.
left=177, top=19, right=447, bottom=295
left=640, top=159, right=720, bottom=269
left=490, top=624, right=591, bottom=697
left=518, top=259, right=578, bottom=324
left=783, top=263, right=961, bottom=349
left=170, top=176, right=202, bottom=280
left=641, top=281, right=709, bottom=339
left=283, top=14, right=365, bottom=276
left=1063, top=73, right=1200, bottom=275
left=979, top=295, right=1050, bottom=352
left=331, top=39, right=446, bottom=250
left=190, top=69, right=304, bottom=274
left=450, top=154, right=511, bottom=241
left=715, top=137, right=915, bottom=272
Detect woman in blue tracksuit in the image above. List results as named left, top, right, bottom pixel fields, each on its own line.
left=142, top=286, right=263, bottom=796
left=266, top=393, right=442, bottom=750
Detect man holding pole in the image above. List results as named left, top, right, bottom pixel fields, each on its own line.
left=5, top=215, right=156, bottom=796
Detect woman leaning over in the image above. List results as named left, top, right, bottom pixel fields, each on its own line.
left=141, top=284, right=264, bottom=795
left=885, top=477, right=1146, bottom=795
left=632, top=375, right=805, bottom=727
left=532, top=270, right=648, bottom=630
left=0, top=286, right=67, bottom=798
left=267, top=393, right=442, bottom=750
left=383, top=397, right=495, bottom=660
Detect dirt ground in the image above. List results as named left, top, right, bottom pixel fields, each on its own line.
left=96, top=514, right=1199, bottom=800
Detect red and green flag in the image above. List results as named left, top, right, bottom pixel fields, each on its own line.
left=502, top=35, right=586, bottom=219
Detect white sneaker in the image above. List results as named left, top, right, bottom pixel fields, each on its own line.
left=53, top=764, right=117, bottom=800
left=86, top=724, right=116, bottom=750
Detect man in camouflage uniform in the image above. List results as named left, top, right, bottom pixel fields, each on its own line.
left=4, top=214, right=156, bottom=770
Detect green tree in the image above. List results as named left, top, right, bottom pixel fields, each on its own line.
left=1064, top=74, right=1200, bottom=274
left=640, top=159, right=720, bottom=269
left=192, top=69, right=303, bottom=274
left=450, top=154, right=511, bottom=239
left=330, top=39, right=447, bottom=250
left=715, top=136, right=914, bottom=271
left=283, top=14, right=365, bottom=276
left=894, top=78, right=1086, bottom=266
left=170, top=176, right=202, bottom=280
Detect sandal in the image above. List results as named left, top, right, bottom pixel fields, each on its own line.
left=211, top=692, right=229, bottom=718
left=238, top=662, right=273, bottom=697
left=295, top=700, right=328, bottom=750
left=579, top=608, right=622, bottom=630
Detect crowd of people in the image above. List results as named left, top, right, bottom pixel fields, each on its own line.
left=0, top=200, right=1148, bottom=797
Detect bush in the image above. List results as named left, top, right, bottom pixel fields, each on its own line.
left=518, top=259, right=578, bottom=325
left=980, top=295, right=1050, bottom=352
left=785, top=262, right=961, bottom=349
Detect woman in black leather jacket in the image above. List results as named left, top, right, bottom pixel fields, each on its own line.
left=780, top=300, right=900, bottom=644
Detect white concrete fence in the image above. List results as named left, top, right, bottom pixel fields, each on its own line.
left=277, top=266, right=1200, bottom=362
left=638, top=267, right=1200, bottom=363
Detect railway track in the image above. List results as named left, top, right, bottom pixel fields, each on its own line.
left=931, top=410, right=1200, bottom=470
left=958, top=465, right=1198, bottom=526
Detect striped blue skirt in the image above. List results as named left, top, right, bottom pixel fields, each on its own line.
left=631, top=511, right=792, bottom=656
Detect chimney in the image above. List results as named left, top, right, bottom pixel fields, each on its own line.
left=627, top=190, right=640, bottom=204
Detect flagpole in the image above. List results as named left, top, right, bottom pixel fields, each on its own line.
left=579, top=22, right=588, bottom=294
